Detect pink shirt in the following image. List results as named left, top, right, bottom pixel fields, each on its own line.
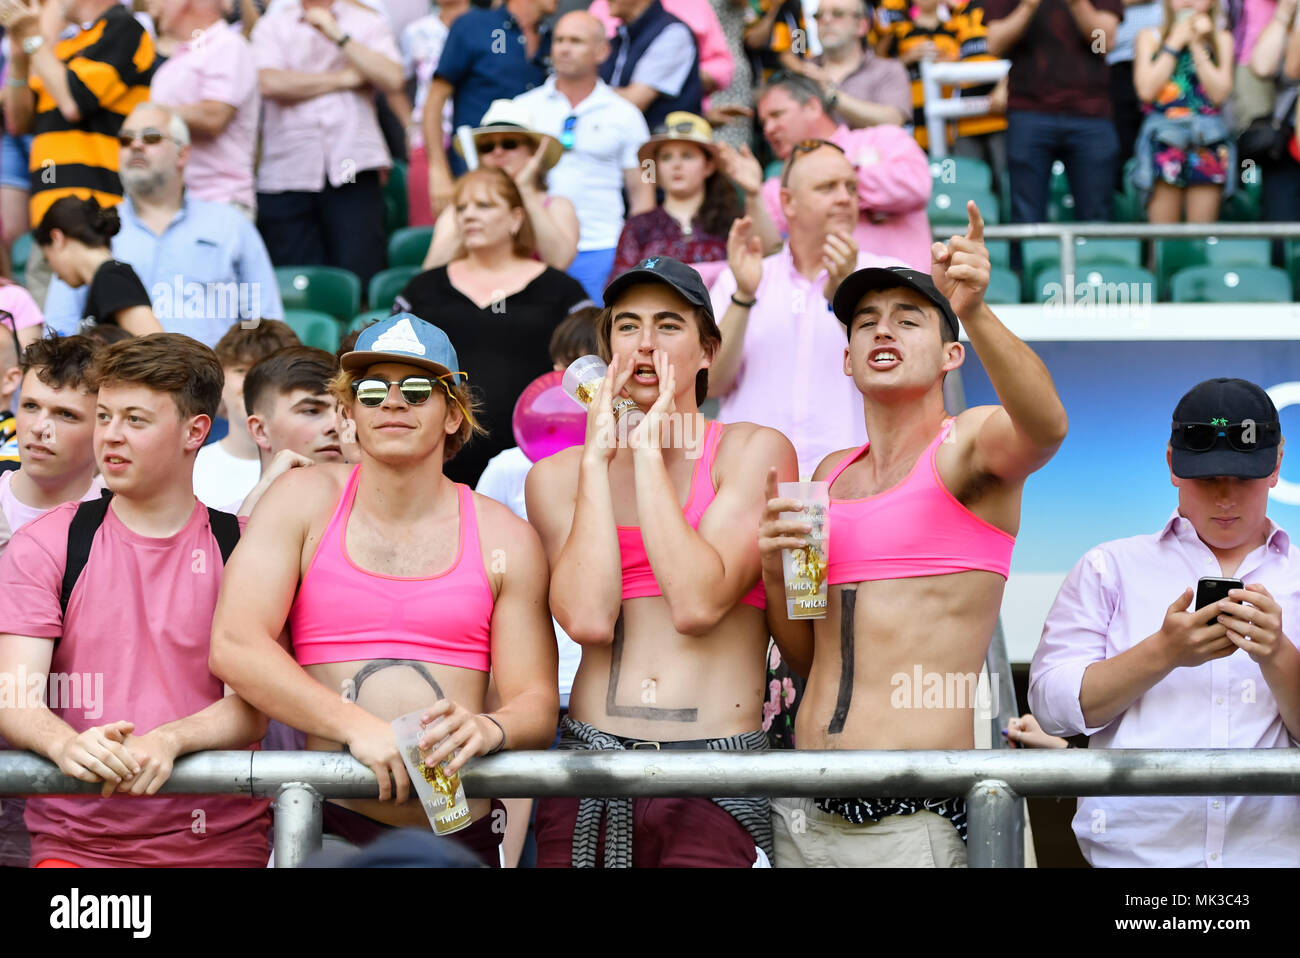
left=252, top=1, right=399, bottom=192
left=1030, top=512, right=1300, bottom=867
left=0, top=282, right=43, bottom=332
left=0, top=472, right=104, bottom=556
left=151, top=20, right=260, bottom=209
left=588, top=0, right=734, bottom=94
left=1238, top=0, right=1278, bottom=64
left=0, top=500, right=270, bottom=867
left=708, top=245, right=902, bottom=477
left=761, top=124, right=933, bottom=271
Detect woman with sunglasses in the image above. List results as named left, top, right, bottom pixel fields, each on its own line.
left=421, top=100, right=579, bottom=271
left=396, top=166, right=588, bottom=486
left=211, top=312, right=561, bottom=867
left=32, top=197, right=162, bottom=337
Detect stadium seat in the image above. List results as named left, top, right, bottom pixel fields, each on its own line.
left=1284, top=239, right=1300, bottom=296
left=368, top=266, right=420, bottom=311
left=1020, top=237, right=1143, bottom=300
left=1169, top=265, right=1293, bottom=303
left=1047, top=161, right=1075, bottom=222
left=10, top=232, right=32, bottom=279
left=929, top=186, right=999, bottom=225
left=348, top=309, right=390, bottom=334
left=275, top=266, right=362, bottom=324
left=1113, top=158, right=1145, bottom=223
left=1220, top=178, right=1262, bottom=222
left=986, top=239, right=1011, bottom=269
left=1031, top=264, right=1157, bottom=305
left=384, top=161, right=409, bottom=235
left=929, top=155, right=993, bottom=192
left=985, top=267, right=1021, bottom=304
left=387, top=226, right=434, bottom=268
left=1154, top=237, right=1272, bottom=300
left=282, top=309, right=342, bottom=352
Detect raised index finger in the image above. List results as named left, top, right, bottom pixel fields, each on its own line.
left=965, top=200, right=984, bottom=243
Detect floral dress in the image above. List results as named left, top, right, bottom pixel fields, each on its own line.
left=764, top=640, right=806, bottom=749
left=1143, top=47, right=1230, bottom=188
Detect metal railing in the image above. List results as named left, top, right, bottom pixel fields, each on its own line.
left=6, top=748, right=1300, bottom=868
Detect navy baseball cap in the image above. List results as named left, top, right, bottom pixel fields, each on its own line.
left=341, top=313, right=464, bottom=385
left=602, top=256, right=714, bottom=321
left=832, top=266, right=961, bottom=342
left=1170, top=378, right=1282, bottom=480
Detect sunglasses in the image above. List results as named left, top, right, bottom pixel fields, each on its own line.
left=479, top=138, right=523, bottom=153
left=781, top=138, right=847, bottom=185
left=560, top=115, right=576, bottom=150
left=1171, top=420, right=1281, bottom=452
left=118, top=128, right=172, bottom=148
left=351, top=373, right=465, bottom=407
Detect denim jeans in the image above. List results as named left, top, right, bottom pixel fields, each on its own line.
left=1006, top=110, right=1120, bottom=223
left=567, top=247, right=618, bottom=303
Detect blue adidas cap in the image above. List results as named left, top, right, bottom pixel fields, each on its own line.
left=341, top=313, right=464, bottom=385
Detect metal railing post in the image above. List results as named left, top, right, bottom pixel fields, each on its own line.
left=273, top=782, right=323, bottom=869
left=966, top=779, right=1023, bottom=868
left=1059, top=227, right=1076, bottom=307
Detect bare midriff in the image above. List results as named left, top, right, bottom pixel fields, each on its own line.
left=797, top=570, right=1007, bottom=751
left=567, top=596, right=768, bottom=742
left=304, top=660, right=491, bottom=827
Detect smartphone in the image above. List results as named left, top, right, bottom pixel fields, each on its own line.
left=1196, top=576, right=1242, bottom=622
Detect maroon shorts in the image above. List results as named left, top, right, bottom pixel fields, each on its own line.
left=320, top=800, right=505, bottom=868
left=534, top=796, right=758, bottom=868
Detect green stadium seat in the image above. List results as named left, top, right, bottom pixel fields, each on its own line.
left=1220, top=178, right=1262, bottom=222
left=1113, top=158, right=1145, bottom=223
left=348, top=309, right=391, bottom=334
left=929, top=186, right=999, bottom=225
left=986, top=239, right=1011, bottom=269
left=929, top=156, right=993, bottom=192
left=10, top=232, right=32, bottom=279
left=1031, top=265, right=1157, bottom=305
left=1169, top=265, right=1293, bottom=303
left=275, top=266, right=362, bottom=324
left=368, top=266, right=420, bottom=311
left=387, top=226, right=434, bottom=267
left=1285, top=239, right=1300, bottom=296
left=1154, top=237, right=1272, bottom=300
left=1020, top=237, right=1143, bottom=300
left=985, top=267, right=1021, bottom=304
left=282, top=309, right=342, bottom=351
left=383, top=161, right=409, bottom=235
left=1048, top=161, right=1075, bottom=222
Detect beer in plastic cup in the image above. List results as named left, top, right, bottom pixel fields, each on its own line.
left=391, top=708, right=472, bottom=835
left=779, top=481, right=830, bottom=619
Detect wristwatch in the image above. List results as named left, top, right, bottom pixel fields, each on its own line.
left=827, top=84, right=840, bottom=110
left=22, top=35, right=44, bottom=56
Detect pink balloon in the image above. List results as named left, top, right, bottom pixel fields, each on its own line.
left=513, top=370, right=587, bottom=463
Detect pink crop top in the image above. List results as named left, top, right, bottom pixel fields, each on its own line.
left=289, top=465, right=494, bottom=671
left=825, top=419, right=1014, bottom=585
left=617, top=420, right=766, bottom=610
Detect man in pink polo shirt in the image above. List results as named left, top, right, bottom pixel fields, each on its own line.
left=757, top=72, right=932, bottom=270
left=252, top=0, right=403, bottom=287
left=150, top=0, right=260, bottom=216
left=708, top=140, right=904, bottom=477
left=0, top=333, right=270, bottom=867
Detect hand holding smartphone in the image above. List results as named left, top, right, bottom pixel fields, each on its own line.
left=1196, top=576, right=1243, bottom=623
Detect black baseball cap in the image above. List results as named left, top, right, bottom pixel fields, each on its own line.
left=832, top=266, right=960, bottom=342
left=602, top=255, right=715, bottom=321
left=1170, top=378, right=1282, bottom=480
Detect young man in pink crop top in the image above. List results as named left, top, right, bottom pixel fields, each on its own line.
left=210, top=314, right=560, bottom=867
left=759, top=202, right=1068, bottom=867
left=0, top=334, right=271, bottom=867
left=526, top=256, right=798, bottom=867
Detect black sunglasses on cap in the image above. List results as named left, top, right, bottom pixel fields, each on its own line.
left=1171, top=419, right=1281, bottom=452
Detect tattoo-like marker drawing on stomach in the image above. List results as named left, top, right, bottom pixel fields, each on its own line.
left=828, top=586, right=856, bottom=735
left=342, top=658, right=447, bottom=704
left=605, top=611, right=698, bottom=722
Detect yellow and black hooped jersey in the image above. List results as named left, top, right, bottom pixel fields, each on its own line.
left=28, top=4, right=156, bottom=225
left=877, top=0, right=1006, bottom=148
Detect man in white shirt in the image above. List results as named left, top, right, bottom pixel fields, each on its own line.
left=1030, top=378, right=1300, bottom=867
left=513, top=11, right=655, bottom=301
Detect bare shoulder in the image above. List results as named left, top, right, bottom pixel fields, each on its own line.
left=812, top=446, right=858, bottom=482
left=525, top=445, right=582, bottom=498
left=468, top=490, right=547, bottom=584
left=951, top=405, right=1000, bottom=444
left=256, top=462, right=352, bottom=518
left=715, top=421, right=797, bottom=472
left=470, top=489, right=537, bottom=545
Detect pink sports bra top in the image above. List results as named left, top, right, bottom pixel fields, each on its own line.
left=617, top=419, right=766, bottom=610
left=289, top=465, right=494, bottom=671
left=825, top=419, right=1015, bottom=585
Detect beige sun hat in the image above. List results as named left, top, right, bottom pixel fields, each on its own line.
left=636, top=112, right=719, bottom=166
left=455, top=99, right=564, bottom=172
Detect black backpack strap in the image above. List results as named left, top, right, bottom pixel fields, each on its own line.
left=206, top=508, right=241, bottom=565
left=60, top=488, right=114, bottom=620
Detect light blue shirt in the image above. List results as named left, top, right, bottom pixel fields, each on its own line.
left=43, top=196, right=284, bottom=348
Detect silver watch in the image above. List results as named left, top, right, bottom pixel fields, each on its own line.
left=22, top=35, right=44, bottom=56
